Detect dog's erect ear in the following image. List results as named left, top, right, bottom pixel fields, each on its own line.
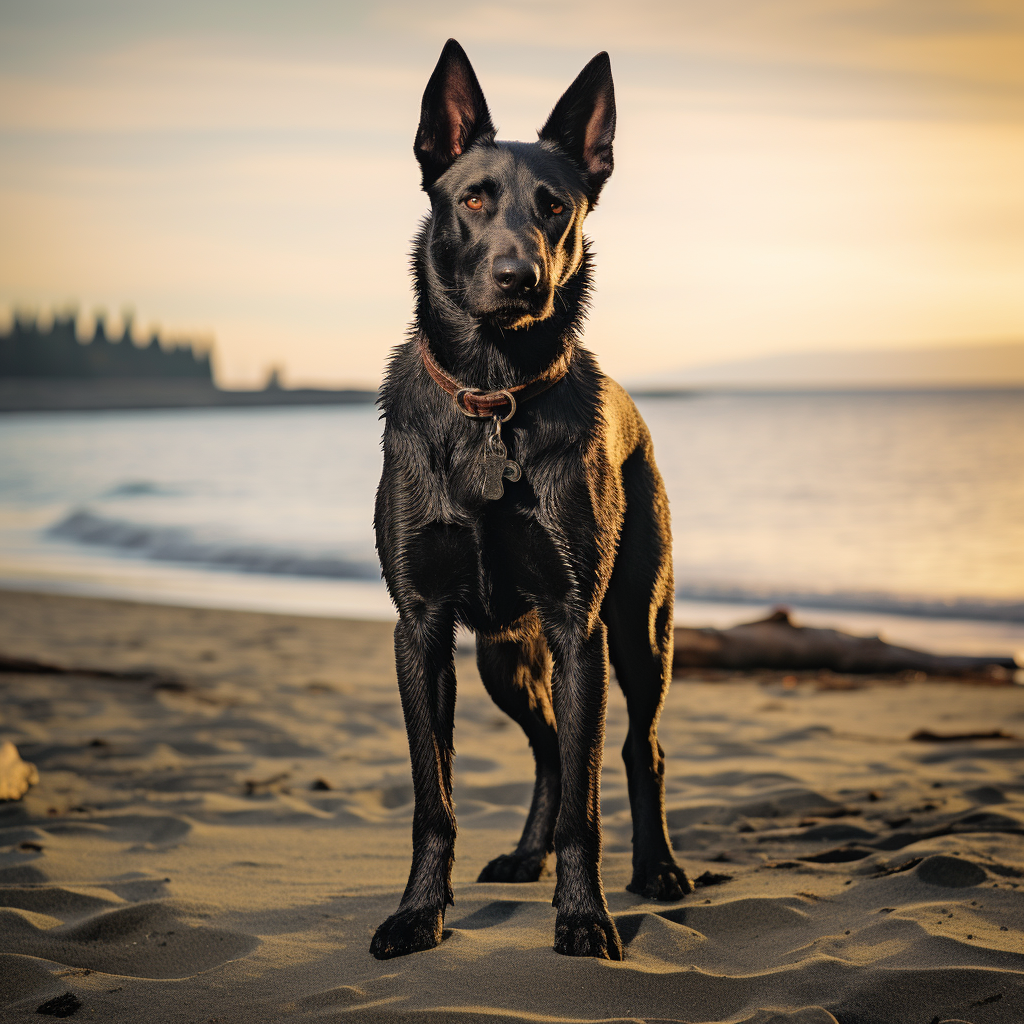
left=414, top=39, right=495, bottom=191
left=539, top=52, right=616, bottom=206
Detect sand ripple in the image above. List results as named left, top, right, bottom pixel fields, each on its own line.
left=1, top=593, right=1022, bottom=1022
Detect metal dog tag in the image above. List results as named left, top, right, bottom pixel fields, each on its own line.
left=481, top=425, right=521, bottom=500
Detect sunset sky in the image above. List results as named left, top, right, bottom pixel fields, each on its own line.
left=1, top=0, right=1021, bottom=387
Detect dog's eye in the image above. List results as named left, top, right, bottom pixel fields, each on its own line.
left=550, top=202, right=564, bottom=215
left=465, top=196, right=483, bottom=211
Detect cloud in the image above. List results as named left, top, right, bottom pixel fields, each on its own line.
left=1, top=0, right=1022, bottom=385
left=386, top=0, right=1024, bottom=118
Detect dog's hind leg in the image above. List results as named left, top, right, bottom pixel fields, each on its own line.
left=475, top=628, right=560, bottom=883
left=603, top=451, right=692, bottom=902
left=370, top=603, right=459, bottom=959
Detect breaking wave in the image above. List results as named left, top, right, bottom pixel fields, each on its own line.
left=46, top=510, right=1024, bottom=622
left=48, top=509, right=380, bottom=581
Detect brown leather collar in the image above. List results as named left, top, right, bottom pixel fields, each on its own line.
left=417, top=334, right=569, bottom=420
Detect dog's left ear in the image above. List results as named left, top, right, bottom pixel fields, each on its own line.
left=415, top=39, right=495, bottom=191
left=539, top=52, right=616, bottom=206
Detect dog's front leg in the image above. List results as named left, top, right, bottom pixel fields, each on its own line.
left=546, top=616, right=623, bottom=960
left=370, top=605, right=457, bottom=960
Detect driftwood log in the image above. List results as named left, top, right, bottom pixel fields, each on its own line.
left=673, top=609, right=1018, bottom=677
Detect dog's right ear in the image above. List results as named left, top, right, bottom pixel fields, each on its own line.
left=414, top=39, right=495, bottom=191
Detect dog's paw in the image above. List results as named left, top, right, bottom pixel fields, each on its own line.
left=369, top=906, right=444, bottom=960
left=477, top=851, right=549, bottom=883
left=554, top=910, right=623, bottom=960
left=627, top=858, right=693, bottom=901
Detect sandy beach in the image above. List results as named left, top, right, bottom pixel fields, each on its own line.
left=1, top=588, right=1022, bottom=1024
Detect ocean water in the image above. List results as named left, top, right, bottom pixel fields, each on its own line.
left=1, top=391, right=1022, bottom=655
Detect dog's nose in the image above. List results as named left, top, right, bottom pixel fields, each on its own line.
left=492, top=257, right=540, bottom=294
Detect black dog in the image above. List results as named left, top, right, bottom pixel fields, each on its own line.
left=371, top=39, right=691, bottom=961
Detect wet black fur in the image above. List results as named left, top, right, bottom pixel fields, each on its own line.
left=371, top=39, right=691, bottom=961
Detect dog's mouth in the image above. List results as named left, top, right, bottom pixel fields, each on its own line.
left=486, top=309, right=537, bottom=330
left=476, top=296, right=553, bottom=330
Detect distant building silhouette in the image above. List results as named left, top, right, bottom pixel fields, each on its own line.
left=0, top=311, right=212, bottom=380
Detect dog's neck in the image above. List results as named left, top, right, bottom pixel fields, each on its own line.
left=416, top=318, right=575, bottom=393
left=413, top=249, right=592, bottom=392
left=416, top=332, right=571, bottom=419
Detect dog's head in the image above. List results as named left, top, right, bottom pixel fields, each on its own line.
left=414, top=39, right=615, bottom=332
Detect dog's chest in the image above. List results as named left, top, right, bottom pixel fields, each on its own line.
left=430, top=421, right=535, bottom=511
left=424, top=439, right=571, bottom=599
left=468, top=506, right=570, bottom=627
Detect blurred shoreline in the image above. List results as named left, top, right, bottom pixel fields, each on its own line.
left=1, top=575, right=1021, bottom=664
left=4, top=379, right=1023, bottom=414
left=0, top=379, right=377, bottom=413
